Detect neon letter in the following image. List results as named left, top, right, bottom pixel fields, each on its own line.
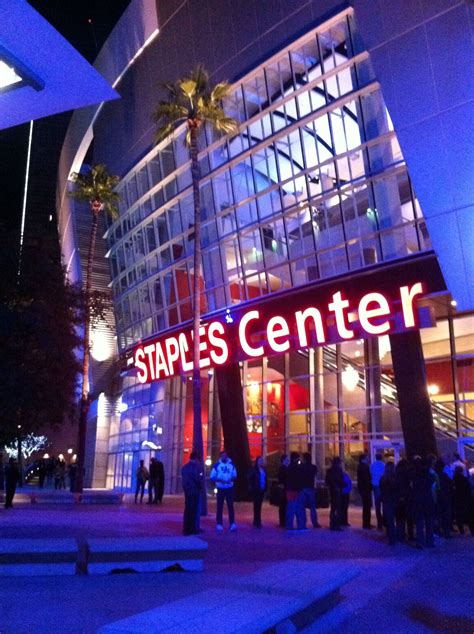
left=239, top=310, right=264, bottom=357
left=144, top=344, right=156, bottom=380
left=134, top=347, right=149, bottom=383
left=165, top=336, right=180, bottom=376
left=328, top=291, right=354, bottom=339
left=267, top=315, right=290, bottom=353
left=400, top=282, right=424, bottom=328
left=178, top=332, right=193, bottom=372
left=208, top=321, right=229, bottom=365
left=198, top=325, right=211, bottom=369
left=358, top=292, right=391, bottom=335
left=155, top=342, right=170, bottom=379
left=295, top=307, right=326, bottom=347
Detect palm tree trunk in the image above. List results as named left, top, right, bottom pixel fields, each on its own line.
left=189, top=124, right=207, bottom=516
left=76, top=210, right=98, bottom=494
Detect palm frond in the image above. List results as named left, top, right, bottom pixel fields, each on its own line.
left=68, top=165, right=120, bottom=217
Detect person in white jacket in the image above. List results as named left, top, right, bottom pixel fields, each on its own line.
left=210, top=451, right=237, bottom=531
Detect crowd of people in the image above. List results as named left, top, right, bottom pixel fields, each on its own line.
left=177, top=449, right=474, bottom=544
left=358, top=452, right=474, bottom=547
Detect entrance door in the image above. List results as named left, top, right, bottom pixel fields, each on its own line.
left=370, top=440, right=404, bottom=464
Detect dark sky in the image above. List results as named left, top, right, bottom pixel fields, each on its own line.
left=0, top=0, right=130, bottom=237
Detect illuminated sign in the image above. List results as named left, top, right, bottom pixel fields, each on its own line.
left=133, top=280, right=428, bottom=384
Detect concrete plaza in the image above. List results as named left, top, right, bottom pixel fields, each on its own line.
left=0, top=492, right=473, bottom=633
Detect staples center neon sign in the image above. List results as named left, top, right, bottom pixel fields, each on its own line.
left=133, top=282, right=425, bottom=384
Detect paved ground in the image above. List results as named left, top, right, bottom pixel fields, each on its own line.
left=0, top=489, right=473, bottom=633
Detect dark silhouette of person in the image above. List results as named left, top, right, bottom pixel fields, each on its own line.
left=357, top=454, right=372, bottom=529
left=68, top=462, right=77, bottom=493
left=4, top=458, right=20, bottom=508
left=341, top=466, right=352, bottom=527
left=452, top=466, right=473, bottom=535
left=434, top=458, right=453, bottom=538
left=148, top=457, right=160, bottom=504
left=395, top=458, right=412, bottom=542
left=300, top=452, right=321, bottom=528
left=38, top=459, right=47, bottom=489
left=411, top=457, right=436, bottom=548
left=370, top=452, right=385, bottom=530
left=248, top=456, right=267, bottom=528
left=155, top=458, right=165, bottom=503
left=286, top=452, right=305, bottom=530
left=325, top=456, right=344, bottom=531
left=277, top=454, right=289, bottom=528
left=135, top=459, right=149, bottom=503
left=380, top=462, right=398, bottom=545
left=181, top=451, right=203, bottom=535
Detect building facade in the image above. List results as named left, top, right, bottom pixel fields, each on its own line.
left=58, top=0, right=473, bottom=492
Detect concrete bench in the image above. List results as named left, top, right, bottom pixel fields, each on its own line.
left=99, top=560, right=359, bottom=633
left=79, top=492, right=124, bottom=505
left=30, top=491, right=76, bottom=504
left=0, top=539, right=77, bottom=576
left=99, top=588, right=303, bottom=634
left=86, top=537, right=208, bottom=574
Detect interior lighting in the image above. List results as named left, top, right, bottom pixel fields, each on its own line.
left=43, top=453, right=50, bottom=460
left=0, top=59, right=22, bottom=89
left=67, top=448, right=73, bottom=455
left=118, top=399, right=128, bottom=413
left=450, top=300, right=457, bottom=307
left=342, top=365, right=359, bottom=391
left=205, top=457, right=212, bottom=466
left=428, top=384, right=440, bottom=396
left=58, top=453, right=64, bottom=461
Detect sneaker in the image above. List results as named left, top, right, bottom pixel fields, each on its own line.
left=216, top=524, right=224, bottom=532
left=230, top=523, right=237, bottom=532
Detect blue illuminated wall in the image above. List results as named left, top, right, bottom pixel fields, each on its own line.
left=354, top=0, right=474, bottom=311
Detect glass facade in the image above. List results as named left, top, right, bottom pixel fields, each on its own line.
left=101, top=10, right=472, bottom=491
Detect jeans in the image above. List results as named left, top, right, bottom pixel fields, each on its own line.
left=415, top=510, right=434, bottom=547
left=183, top=491, right=200, bottom=535
left=301, top=488, right=318, bottom=527
left=373, top=486, right=383, bottom=528
left=216, top=487, right=235, bottom=526
left=148, top=478, right=159, bottom=503
left=286, top=491, right=306, bottom=529
left=135, top=480, right=146, bottom=502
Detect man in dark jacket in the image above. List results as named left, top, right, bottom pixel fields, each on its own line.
left=148, top=457, right=160, bottom=504
left=155, top=458, right=165, bottom=503
left=181, top=452, right=203, bottom=535
left=357, top=454, right=372, bottom=529
left=277, top=454, right=289, bottom=527
left=4, top=458, right=20, bottom=509
left=286, top=452, right=306, bottom=530
left=301, top=453, right=321, bottom=528
left=411, top=457, right=436, bottom=548
left=326, top=457, right=344, bottom=531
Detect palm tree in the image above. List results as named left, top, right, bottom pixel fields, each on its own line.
left=154, top=65, right=237, bottom=501
left=69, top=164, right=119, bottom=493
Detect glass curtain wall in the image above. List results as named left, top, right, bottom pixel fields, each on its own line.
left=106, top=8, right=431, bottom=352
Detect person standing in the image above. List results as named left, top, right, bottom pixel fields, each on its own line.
left=286, top=452, right=305, bottom=530
left=452, top=466, right=473, bottom=535
left=155, top=457, right=165, bottom=503
left=395, top=458, right=412, bottom=542
left=148, top=457, right=160, bottom=504
left=210, top=451, right=237, bottom=531
left=68, top=462, right=77, bottom=493
left=277, top=454, right=289, bottom=528
left=370, top=452, right=385, bottom=529
left=325, top=457, right=344, bottom=531
left=38, top=459, right=47, bottom=489
left=380, top=462, right=398, bottom=545
left=4, top=458, right=20, bottom=509
left=181, top=451, right=204, bottom=536
left=300, top=453, right=321, bottom=529
left=135, top=459, right=149, bottom=504
left=341, top=466, right=353, bottom=527
left=357, top=454, right=372, bottom=529
left=411, top=457, right=436, bottom=548
left=434, top=458, right=453, bottom=538
left=248, top=456, right=267, bottom=528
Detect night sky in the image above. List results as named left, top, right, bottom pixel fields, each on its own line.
left=0, top=0, right=130, bottom=239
